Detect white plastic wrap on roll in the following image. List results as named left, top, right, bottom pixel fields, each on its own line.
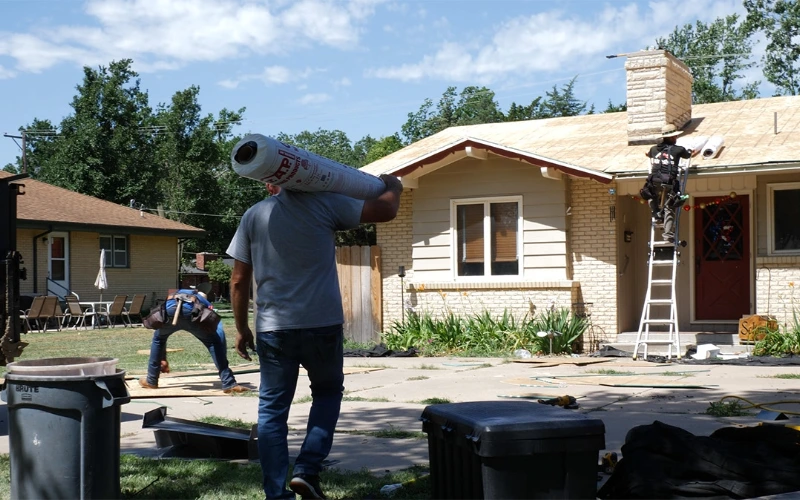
left=702, top=135, right=725, bottom=159
left=677, top=135, right=708, bottom=155
left=231, top=134, right=386, bottom=200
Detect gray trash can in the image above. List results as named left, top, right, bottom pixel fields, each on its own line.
left=2, top=357, right=130, bottom=499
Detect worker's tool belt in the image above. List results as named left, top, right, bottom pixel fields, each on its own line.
left=142, top=292, right=221, bottom=333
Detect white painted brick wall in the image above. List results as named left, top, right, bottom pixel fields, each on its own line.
left=755, top=257, right=800, bottom=329
left=570, top=179, right=619, bottom=335
left=378, top=190, right=413, bottom=327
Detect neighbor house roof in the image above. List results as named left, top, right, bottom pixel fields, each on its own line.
left=0, top=171, right=205, bottom=238
left=361, top=95, right=800, bottom=180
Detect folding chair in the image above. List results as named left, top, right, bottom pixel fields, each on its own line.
left=101, top=295, right=129, bottom=328
left=122, top=294, right=147, bottom=327
left=20, top=296, right=45, bottom=333
left=38, top=296, right=61, bottom=332
left=64, top=295, right=93, bottom=329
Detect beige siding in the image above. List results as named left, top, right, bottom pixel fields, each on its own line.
left=411, top=156, right=569, bottom=282
left=16, top=229, right=178, bottom=308
left=755, top=172, right=800, bottom=255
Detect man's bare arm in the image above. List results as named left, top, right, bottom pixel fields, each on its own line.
left=230, top=259, right=255, bottom=360
left=361, top=174, right=403, bottom=223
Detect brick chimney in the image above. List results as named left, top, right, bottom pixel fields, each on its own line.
left=196, top=252, right=218, bottom=271
left=625, top=49, right=693, bottom=145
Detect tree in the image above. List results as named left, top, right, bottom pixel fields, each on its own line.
left=657, top=15, right=760, bottom=103
left=363, top=133, right=404, bottom=165
left=206, top=258, right=232, bottom=284
left=745, top=0, right=800, bottom=95
left=541, top=77, right=587, bottom=117
left=604, top=100, right=627, bottom=113
left=20, top=60, right=160, bottom=206
left=401, top=86, right=504, bottom=143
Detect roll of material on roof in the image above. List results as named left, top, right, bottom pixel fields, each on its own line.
left=231, top=134, right=386, bottom=200
left=702, top=136, right=725, bottom=159
left=677, top=135, right=708, bottom=155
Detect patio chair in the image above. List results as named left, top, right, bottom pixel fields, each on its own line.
left=101, top=295, right=129, bottom=328
left=122, top=294, right=147, bottom=327
left=64, top=295, right=93, bottom=329
left=37, top=296, right=61, bottom=333
left=20, top=296, right=45, bottom=333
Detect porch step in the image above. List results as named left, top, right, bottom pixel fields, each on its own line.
left=615, top=332, right=740, bottom=345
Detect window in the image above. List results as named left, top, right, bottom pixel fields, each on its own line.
left=99, top=235, right=129, bottom=267
left=453, top=197, right=521, bottom=278
left=768, top=183, right=800, bottom=254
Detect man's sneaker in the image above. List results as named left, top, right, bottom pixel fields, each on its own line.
left=223, top=385, right=249, bottom=394
left=138, top=377, right=158, bottom=389
left=290, top=474, right=326, bottom=499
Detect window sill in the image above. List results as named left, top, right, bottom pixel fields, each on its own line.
left=408, top=280, right=577, bottom=291
left=757, top=255, right=800, bottom=265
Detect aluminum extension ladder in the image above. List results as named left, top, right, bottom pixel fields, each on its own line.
left=633, top=159, right=691, bottom=361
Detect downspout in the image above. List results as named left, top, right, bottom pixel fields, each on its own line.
left=32, top=226, right=54, bottom=294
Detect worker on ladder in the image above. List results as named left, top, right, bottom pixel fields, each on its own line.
left=639, top=126, right=692, bottom=243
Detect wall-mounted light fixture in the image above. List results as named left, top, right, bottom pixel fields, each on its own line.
left=398, top=266, right=406, bottom=324
left=609, top=188, right=617, bottom=223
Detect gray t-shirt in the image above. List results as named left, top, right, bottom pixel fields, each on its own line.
left=226, top=190, right=364, bottom=331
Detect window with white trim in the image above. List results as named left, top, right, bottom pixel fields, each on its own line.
left=99, top=235, right=129, bottom=267
left=768, top=182, right=800, bottom=254
left=452, top=197, right=522, bottom=277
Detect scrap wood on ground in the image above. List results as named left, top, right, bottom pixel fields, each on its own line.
left=502, top=374, right=716, bottom=389
left=512, top=357, right=615, bottom=367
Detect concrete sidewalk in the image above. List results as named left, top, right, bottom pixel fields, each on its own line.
left=2, top=355, right=799, bottom=475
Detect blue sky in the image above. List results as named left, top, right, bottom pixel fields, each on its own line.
left=1, top=0, right=759, bottom=166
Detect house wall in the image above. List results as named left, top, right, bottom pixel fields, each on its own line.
left=377, top=156, right=580, bottom=333
left=754, top=172, right=800, bottom=328
left=16, top=229, right=178, bottom=308
left=569, top=179, right=619, bottom=336
left=411, top=157, right=569, bottom=282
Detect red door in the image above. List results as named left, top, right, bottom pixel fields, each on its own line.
left=694, top=195, right=750, bottom=320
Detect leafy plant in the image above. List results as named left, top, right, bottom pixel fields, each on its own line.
left=706, top=400, right=751, bottom=417
left=527, top=307, right=588, bottom=355
left=753, top=310, right=800, bottom=356
left=206, top=259, right=232, bottom=284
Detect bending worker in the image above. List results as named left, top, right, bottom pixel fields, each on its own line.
left=139, top=282, right=248, bottom=394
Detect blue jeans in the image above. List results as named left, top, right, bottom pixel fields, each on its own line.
left=256, top=325, right=344, bottom=500
left=145, top=318, right=237, bottom=390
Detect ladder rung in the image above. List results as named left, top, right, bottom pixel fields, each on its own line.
left=642, top=319, right=675, bottom=325
left=647, top=299, right=673, bottom=304
left=636, top=340, right=676, bottom=345
left=651, top=241, right=674, bottom=247
left=652, top=280, right=672, bottom=285
left=651, top=260, right=675, bottom=266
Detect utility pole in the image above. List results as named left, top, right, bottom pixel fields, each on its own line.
left=3, top=132, right=27, bottom=174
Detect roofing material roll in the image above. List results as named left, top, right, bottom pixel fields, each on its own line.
left=677, top=135, right=708, bottom=155
left=231, top=134, right=385, bottom=200
left=702, top=136, right=725, bottom=159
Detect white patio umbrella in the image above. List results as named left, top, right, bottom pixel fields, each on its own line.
left=94, top=249, right=108, bottom=303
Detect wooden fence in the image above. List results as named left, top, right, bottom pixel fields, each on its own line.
left=336, top=245, right=382, bottom=344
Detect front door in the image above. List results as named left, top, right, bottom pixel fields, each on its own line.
left=47, top=232, right=70, bottom=296
left=694, top=195, right=750, bottom=320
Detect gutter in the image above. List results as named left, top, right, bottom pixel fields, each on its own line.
left=31, top=226, right=53, bottom=294
left=613, top=161, right=800, bottom=180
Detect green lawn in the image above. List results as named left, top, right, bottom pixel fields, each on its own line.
left=0, top=454, right=432, bottom=499
left=4, top=316, right=252, bottom=377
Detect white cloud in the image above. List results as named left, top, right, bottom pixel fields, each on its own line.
left=0, top=0, right=381, bottom=76
left=0, top=64, right=16, bottom=79
left=217, top=65, right=314, bottom=89
left=298, top=92, right=330, bottom=105
left=334, top=76, right=351, bottom=87
left=369, top=0, right=746, bottom=83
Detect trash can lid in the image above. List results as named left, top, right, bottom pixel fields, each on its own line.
left=7, top=357, right=118, bottom=377
left=421, top=400, right=605, bottom=442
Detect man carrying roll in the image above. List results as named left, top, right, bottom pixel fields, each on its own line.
left=227, top=173, right=402, bottom=500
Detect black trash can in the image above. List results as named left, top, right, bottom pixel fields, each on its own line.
left=421, top=401, right=605, bottom=499
left=2, top=357, right=131, bottom=499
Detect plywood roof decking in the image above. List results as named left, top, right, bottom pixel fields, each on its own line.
left=0, top=171, right=204, bottom=236
left=362, top=95, right=800, bottom=178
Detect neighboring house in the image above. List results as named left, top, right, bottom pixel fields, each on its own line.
left=1, top=171, right=205, bottom=305
left=179, top=252, right=233, bottom=300
left=361, top=49, right=800, bottom=341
